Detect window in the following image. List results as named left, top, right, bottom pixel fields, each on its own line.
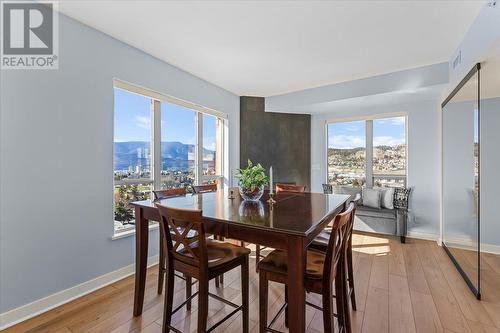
left=327, top=120, right=366, bottom=186
left=327, top=115, right=406, bottom=188
left=113, top=82, right=227, bottom=233
left=113, top=89, right=153, bottom=233
left=160, top=101, right=196, bottom=190
left=202, top=113, right=222, bottom=184
left=372, top=117, right=406, bottom=187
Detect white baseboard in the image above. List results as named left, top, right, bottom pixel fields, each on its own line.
left=407, top=231, right=439, bottom=242
left=444, top=237, right=500, bottom=255
left=0, top=255, right=159, bottom=330
left=481, top=243, right=500, bottom=255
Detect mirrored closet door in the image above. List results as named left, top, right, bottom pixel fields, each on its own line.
left=442, top=63, right=480, bottom=298
left=442, top=53, right=500, bottom=300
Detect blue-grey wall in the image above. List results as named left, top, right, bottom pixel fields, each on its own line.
left=481, top=97, right=500, bottom=247
left=0, top=14, right=239, bottom=313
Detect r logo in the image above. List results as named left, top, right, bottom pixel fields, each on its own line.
left=2, top=3, right=53, bottom=55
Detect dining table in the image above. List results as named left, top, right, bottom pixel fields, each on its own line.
left=131, top=189, right=350, bottom=333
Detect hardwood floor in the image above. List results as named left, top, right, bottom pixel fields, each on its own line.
left=4, top=233, right=500, bottom=333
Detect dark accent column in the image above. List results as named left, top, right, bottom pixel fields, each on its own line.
left=240, top=96, right=311, bottom=189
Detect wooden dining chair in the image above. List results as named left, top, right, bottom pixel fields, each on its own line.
left=156, top=204, right=250, bottom=333
left=309, top=193, right=361, bottom=311
left=255, top=183, right=307, bottom=272
left=153, top=188, right=193, bottom=297
left=275, top=183, right=307, bottom=193
left=192, top=183, right=218, bottom=193
left=192, top=182, right=238, bottom=287
left=258, top=202, right=354, bottom=333
left=153, top=188, right=187, bottom=200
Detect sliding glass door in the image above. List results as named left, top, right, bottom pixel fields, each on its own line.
left=442, top=64, right=480, bottom=298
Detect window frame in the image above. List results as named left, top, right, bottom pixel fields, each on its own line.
left=113, top=79, right=228, bottom=235
left=325, top=113, right=408, bottom=188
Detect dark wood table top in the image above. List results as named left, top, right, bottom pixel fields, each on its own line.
left=131, top=190, right=350, bottom=237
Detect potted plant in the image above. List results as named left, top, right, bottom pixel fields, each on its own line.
left=236, top=159, right=269, bottom=201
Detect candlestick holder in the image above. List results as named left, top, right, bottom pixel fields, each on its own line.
left=267, top=192, right=276, bottom=205
left=228, top=188, right=236, bottom=200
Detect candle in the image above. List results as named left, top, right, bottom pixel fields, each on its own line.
left=269, top=166, right=273, bottom=194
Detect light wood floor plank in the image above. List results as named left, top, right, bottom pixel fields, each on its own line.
left=403, top=242, right=431, bottom=295
left=419, top=242, right=469, bottom=333
left=389, top=274, right=416, bottom=333
left=388, top=238, right=407, bottom=277
left=362, top=286, right=389, bottom=333
left=409, top=290, right=443, bottom=333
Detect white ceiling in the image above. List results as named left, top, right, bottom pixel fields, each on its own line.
left=58, top=0, right=485, bottom=97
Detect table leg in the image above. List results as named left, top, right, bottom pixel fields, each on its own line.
left=287, top=236, right=306, bottom=333
left=133, top=206, right=149, bottom=316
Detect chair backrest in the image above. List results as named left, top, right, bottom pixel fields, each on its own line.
left=153, top=188, right=187, bottom=200
left=275, top=183, right=306, bottom=193
left=322, top=184, right=333, bottom=194
left=323, top=202, right=355, bottom=286
left=156, top=204, right=208, bottom=270
left=347, top=194, right=360, bottom=252
left=192, top=183, right=217, bottom=194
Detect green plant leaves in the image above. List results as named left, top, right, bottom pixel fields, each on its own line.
left=235, top=159, right=270, bottom=191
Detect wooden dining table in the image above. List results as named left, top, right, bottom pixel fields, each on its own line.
left=131, top=190, right=350, bottom=333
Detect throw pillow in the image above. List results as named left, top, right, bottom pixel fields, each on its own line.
left=362, top=188, right=381, bottom=209
left=376, top=187, right=395, bottom=210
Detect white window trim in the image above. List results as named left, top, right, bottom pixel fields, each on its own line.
left=111, top=223, right=159, bottom=241
left=324, top=112, right=407, bottom=124
left=325, top=113, right=408, bottom=187
left=114, top=78, right=228, bottom=119
left=112, top=80, right=228, bottom=237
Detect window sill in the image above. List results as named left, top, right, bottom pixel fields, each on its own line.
left=111, top=223, right=159, bottom=240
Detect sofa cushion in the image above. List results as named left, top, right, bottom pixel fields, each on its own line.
left=357, top=205, right=396, bottom=220
left=376, top=187, right=395, bottom=209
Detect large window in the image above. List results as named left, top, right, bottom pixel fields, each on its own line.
left=327, top=115, right=406, bottom=188
left=327, top=120, right=366, bottom=186
left=113, top=82, right=226, bottom=233
left=113, top=89, right=153, bottom=232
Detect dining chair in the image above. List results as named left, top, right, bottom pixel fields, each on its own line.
left=192, top=183, right=227, bottom=287
left=255, top=183, right=306, bottom=272
left=258, top=202, right=354, bottom=333
left=275, top=183, right=307, bottom=193
left=156, top=204, right=250, bottom=333
left=154, top=188, right=187, bottom=200
left=193, top=182, right=247, bottom=285
left=192, top=183, right=218, bottom=193
left=153, top=188, right=194, bottom=297
left=309, top=193, right=361, bottom=311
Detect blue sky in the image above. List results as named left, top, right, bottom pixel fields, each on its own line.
left=114, top=88, right=216, bottom=149
left=328, top=117, right=406, bottom=149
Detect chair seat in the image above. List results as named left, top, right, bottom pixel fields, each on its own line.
left=258, top=249, right=326, bottom=280
left=177, top=239, right=251, bottom=268
left=309, top=229, right=332, bottom=252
